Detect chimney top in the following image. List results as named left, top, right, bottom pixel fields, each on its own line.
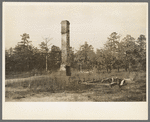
left=61, top=20, right=70, bottom=25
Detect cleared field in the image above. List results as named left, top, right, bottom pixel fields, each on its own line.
left=5, top=70, right=146, bottom=102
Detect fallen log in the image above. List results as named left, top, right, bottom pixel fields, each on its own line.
left=101, top=77, right=129, bottom=88
left=101, top=78, right=112, bottom=83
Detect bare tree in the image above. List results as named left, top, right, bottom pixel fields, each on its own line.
left=39, top=35, right=52, bottom=71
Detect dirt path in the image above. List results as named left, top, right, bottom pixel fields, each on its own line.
left=5, top=75, right=50, bottom=85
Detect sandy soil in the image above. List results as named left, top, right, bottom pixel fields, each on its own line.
left=6, top=92, right=94, bottom=102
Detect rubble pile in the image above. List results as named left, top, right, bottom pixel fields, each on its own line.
left=101, top=77, right=126, bottom=87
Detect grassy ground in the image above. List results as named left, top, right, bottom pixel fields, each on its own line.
left=5, top=70, right=146, bottom=102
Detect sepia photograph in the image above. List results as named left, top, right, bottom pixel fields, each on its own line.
left=3, top=2, right=148, bottom=119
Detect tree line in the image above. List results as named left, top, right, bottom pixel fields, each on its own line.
left=5, top=32, right=146, bottom=75
left=5, top=33, right=61, bottom=74
left=73, top=32, right=146, bottom=72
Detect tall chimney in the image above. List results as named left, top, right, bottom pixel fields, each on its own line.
left=60, top=20, right=71, bottom=76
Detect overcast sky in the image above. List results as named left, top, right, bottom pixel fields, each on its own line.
left=3, top=2, right=147, bottom=51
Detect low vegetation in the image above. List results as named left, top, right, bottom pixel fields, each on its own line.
left=5, top=70, right=146, bottom=101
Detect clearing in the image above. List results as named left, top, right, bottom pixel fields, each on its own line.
left=5, top=71, right=146, bottom=102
